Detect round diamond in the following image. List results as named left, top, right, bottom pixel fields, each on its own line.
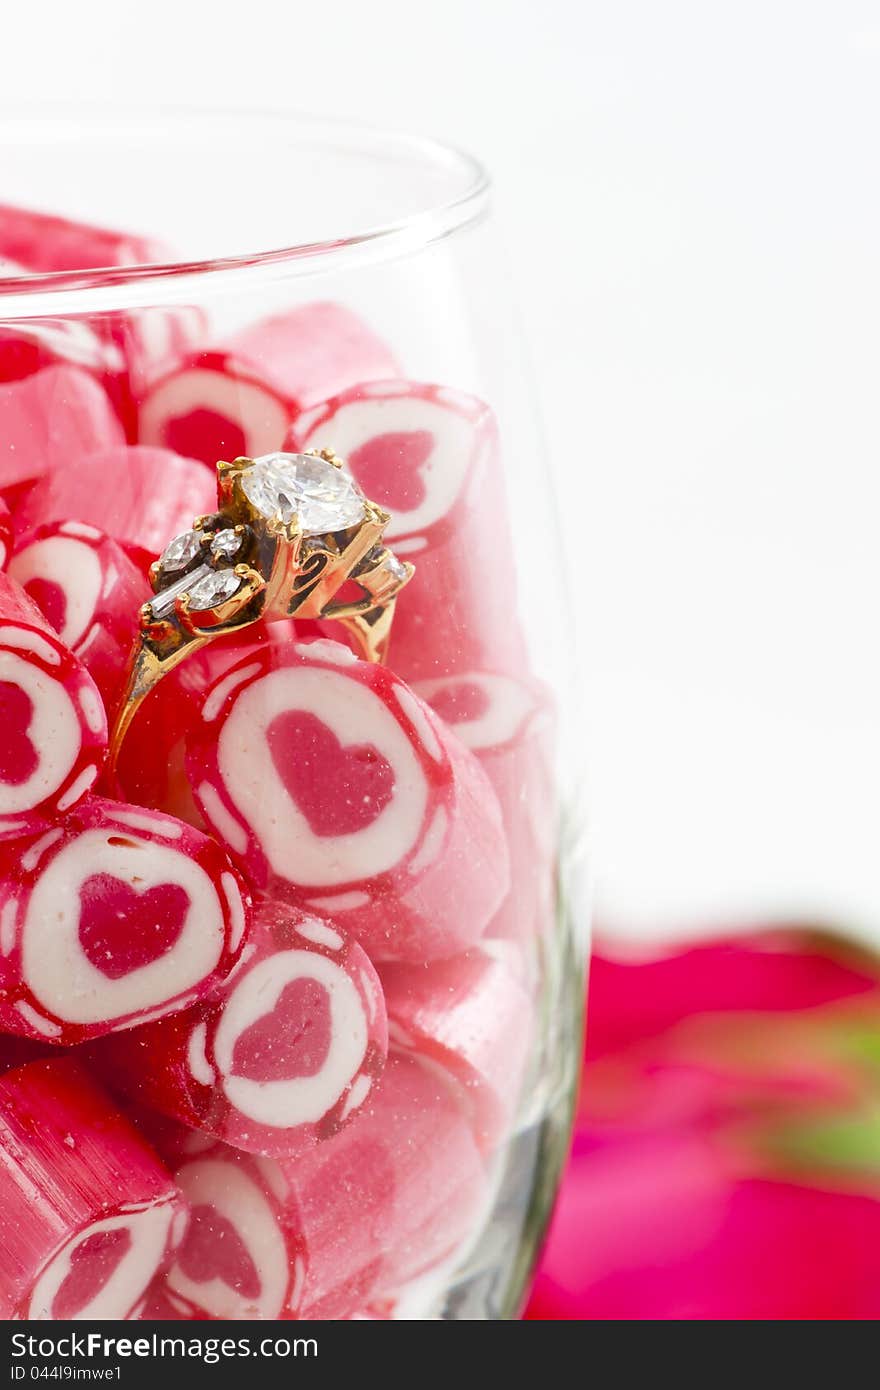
left=186, top=569, right=242, bottom=611
left=158, top=529, right=202, bottom=574
left=241, top=453, right=366, bottom=535
left=211, top=528, right=242, bottom=561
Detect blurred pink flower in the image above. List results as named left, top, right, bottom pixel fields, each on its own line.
left=527, top=930, right=880, bottom=1320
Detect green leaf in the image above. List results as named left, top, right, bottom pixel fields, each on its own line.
left=762, top=1106, right=880, bottom=1177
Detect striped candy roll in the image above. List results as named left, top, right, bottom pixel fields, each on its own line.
left=0, top=1057, right=184, bottom=1320
left=0, top=316, right=135, bottom=448
left=380, top=944, right=534, bottom=1151
left=0, top=220, right=184, bottom=431
left=0, top=318, right=122, bottom=386
left=14, top=444, right=217, bottom=567
left=276, top=1051, right=486, bottom=1317
left=187, top=640, right=510, bottom=962
left=0, top=318, right=134, bottom=449
left=113, top=623, right=300, bottom=821
left=92, top=898, right=387, bottom=1158
left=0, top=795, right=250, bottom=1044
left=0, top=570, right=107, bottom=826
left=0, top=365, right=125, bottom=490
left=290, top=380, right=526, bottom=682
left=102, top=303, right=206, bottom=418
left=8, top=520, right=149, bottom=711
left=160, top=1145, right=307, bottom=1320
left=0, top=202, right=166, bottom=273
left=139, top=302, right=398, bottom=466
left=157, top=1051, right=484, bottom=1320
left=0, top=497, right=11, bottom=570
left=89, top=305, right=207, bottom=444
left=415, top=669, right=558, bottom=942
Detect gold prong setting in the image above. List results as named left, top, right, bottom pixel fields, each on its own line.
left=147, top=509, right=259, bottom=627
left=147, top=452, right=413, bottom=636
left=175, top=564, right=266, bottom=636
left=115, top=448, right=414, bottom=768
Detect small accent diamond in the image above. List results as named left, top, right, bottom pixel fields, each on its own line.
left=150, top=563, right=213, bottom=620
left=158, top=529, right=203, bottom=574
left=241, top=453, right=366, bottom=535
left=211, top=528, right=241, bottom=561
left=387, top=555, right=408, bottom=583
left=186, top=569, right=243, bottom=612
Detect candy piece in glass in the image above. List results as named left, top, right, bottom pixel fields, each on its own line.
left=139, top=303, right=398, bottom=466
left=187, top=640, right=510, bottom=962
left=0, top=796, right=250, bottom=1044
left=0, top=1057, right=184, bottom=1320
left=0, top=571, right=107, bottom=826
left=0, top=366, right=125, bottom=490
left=91, top=899, right=388, bottom=1157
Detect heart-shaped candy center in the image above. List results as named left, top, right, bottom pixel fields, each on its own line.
left=78, top=874, right=190, bottom=980
left=230, top=976, right=333, bottom=1083
left=51, top=1227, right=132, bottom=1319
left=427, top=680, right=491, bottom=728
left=267, top=710, right=395, bottom=837
left=176, top=1205, right=260, bottom=1299
left=164, top=409, right=246, bottom=469
left=24, top=577, right=68, bottom=637
left=0, top=681, right=39, bottom=786
left=349, top=430, right=434, bottom=514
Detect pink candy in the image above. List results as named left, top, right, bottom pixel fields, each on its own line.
left=97, top=306, right=207, bottom=444
left=8, top=520, right=149, bottom=710
left=0, top=202, right=166, bottom=273
left=139, top=303, right=398, bottom=466
left=162, top=1145, right=307, bottom=1319
left=0, top=796, right=250, bottom=1044
left=0, top=571, right=107, bottom=826
left=275, top=1051, right=486, bottom=1316
left=14, top=444, right=216, bottom=565
left=0, top=319, right=122, bottom=390
left=154, top=1051, right=484, bottom=1320
left=113, top=624, right=301, bottom=820
left=0, top=497, right=11, bottom=570
left=93, top=899, right=387, bottom=1157
left=187, top=639, right=510, bottom=961
left=105, top=304, right=205, bottom=397
left=0, top=318, right=135, bottom=443
left=380, top=945, right=533, bottom=1151
left=0, top=365, right=125, bottom=490
left=0, top=1057, right=183, bottom=1320
left=291, top=380, right=525, bottom=681
left=414, top=669, right=557, bottom=941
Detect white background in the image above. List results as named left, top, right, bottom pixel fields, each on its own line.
left=3, top=2, right=880, bottom=946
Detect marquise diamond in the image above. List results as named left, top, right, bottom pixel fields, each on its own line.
left=187, top=569, right=242, bottom=611
left=158, top=529, right=202, bottom=574
left=241, top=453, right=366, bottom=535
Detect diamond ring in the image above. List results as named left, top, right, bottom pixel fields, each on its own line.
left=108, top=449, right=414, bottom=770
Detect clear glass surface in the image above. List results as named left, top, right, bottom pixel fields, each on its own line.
left=0, top=109, right=587, bottom=1321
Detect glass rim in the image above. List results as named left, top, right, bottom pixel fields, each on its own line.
left=0, top=104, right=492, bottom=317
